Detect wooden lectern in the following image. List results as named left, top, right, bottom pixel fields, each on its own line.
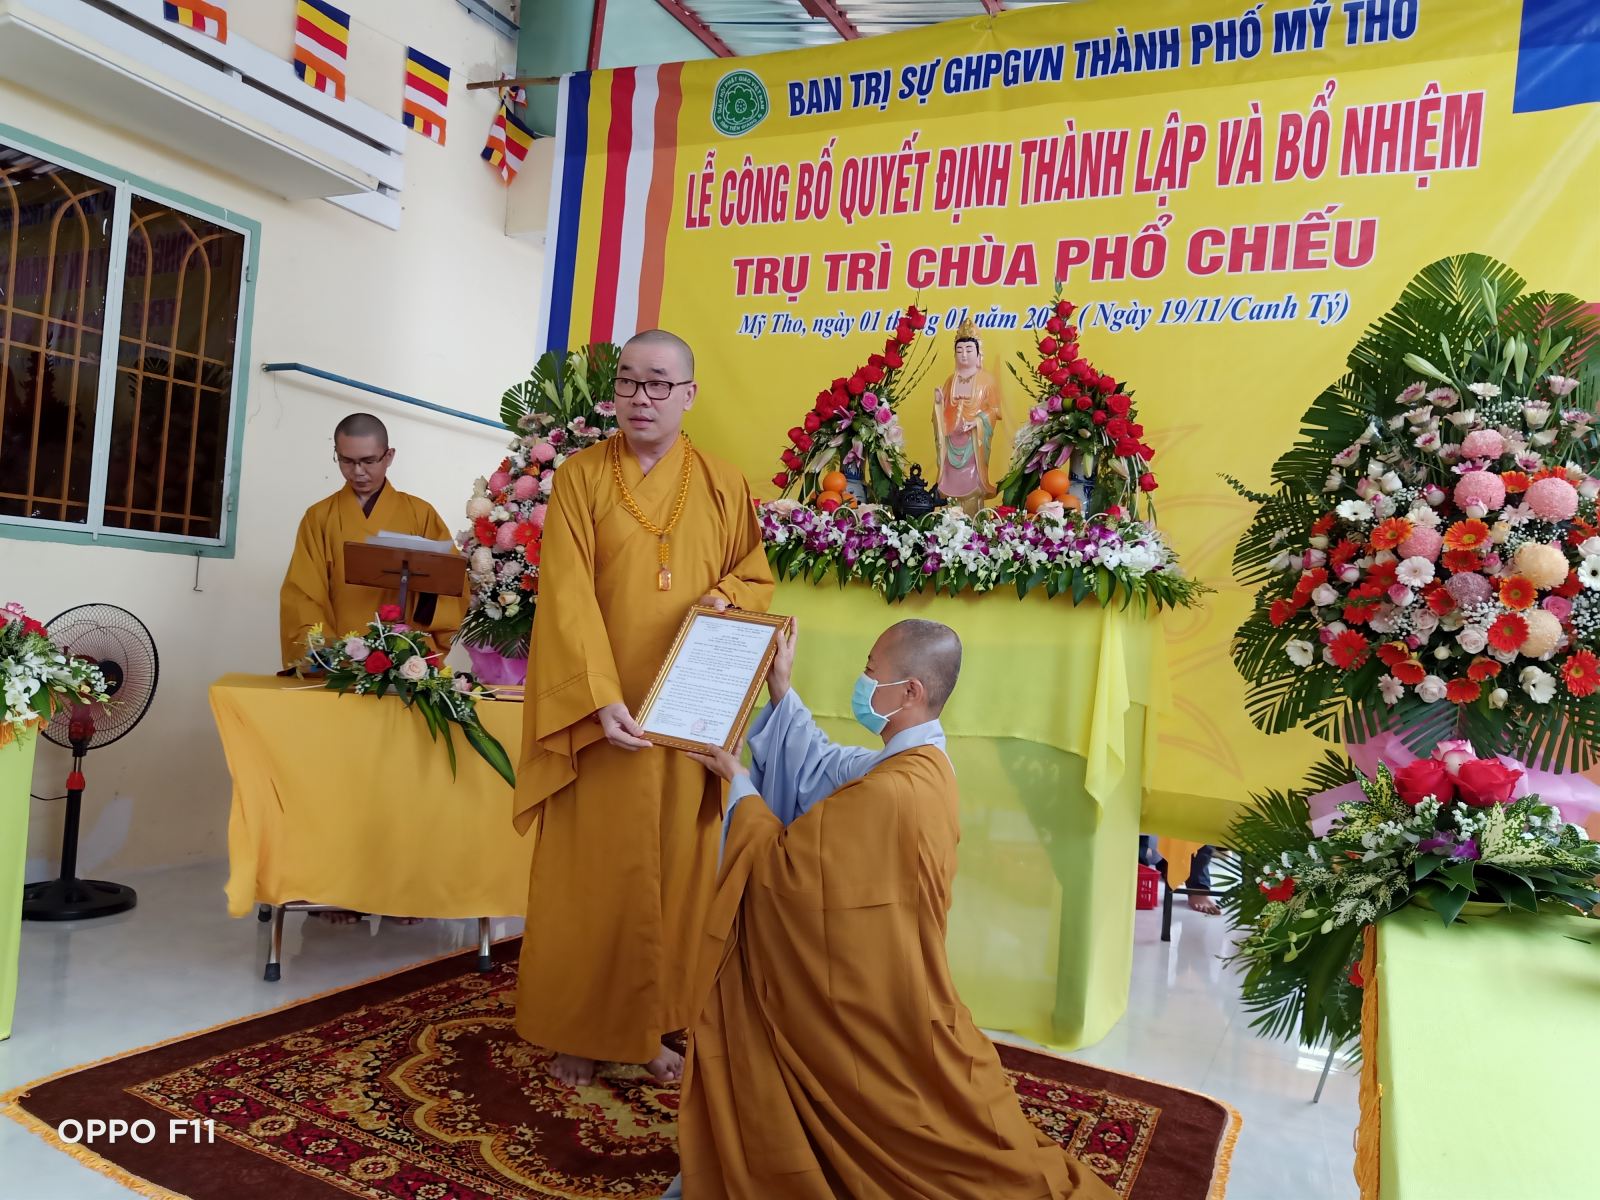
left=344, top=541, right=467, bottom=625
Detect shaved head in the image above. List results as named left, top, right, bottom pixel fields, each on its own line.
left=624, top=329, right=695, bottom=379
left=334, top=412, right=389, bottom=447
left=881, top=619, right=962, bottom=712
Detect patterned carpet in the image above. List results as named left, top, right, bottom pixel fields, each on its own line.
left=5, top=941, right=1237, bottom=1199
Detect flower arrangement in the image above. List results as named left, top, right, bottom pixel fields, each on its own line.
left=998, top=291, right=1160, bottom=518
left=759, top=500, right=1204, bottom=610
left=304, top=607, right=514, bottom=786
left=1225, top=745, right=1600, bottom=1049
left=1, top=603, right=108, bottom=748
left=1231, top=255, right=1600, bottom=768
left=772, top=303, right=933, bottom=504
left=456, top=346, right=621, bottom=656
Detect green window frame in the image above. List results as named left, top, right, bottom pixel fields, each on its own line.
left=0, top=121, right=260, bottom=558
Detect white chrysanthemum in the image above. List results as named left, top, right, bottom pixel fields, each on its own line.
left=1336, top=498, right=1373, bottom=522
left=1467, top=382, right=1501, bottom=399
left=1286, top=639, right=1315, bottom=667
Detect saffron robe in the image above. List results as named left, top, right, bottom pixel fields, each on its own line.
left=677, top=735, right=1117, bottom=1200
left=277, top=484, right=465, bottom=668
left=513, top=436, right=773, bottom=1064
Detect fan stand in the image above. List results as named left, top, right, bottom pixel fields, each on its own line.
left=22, top=737, right=137, bottom=921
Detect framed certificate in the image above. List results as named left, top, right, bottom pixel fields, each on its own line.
left=636, top=606, right=791, bottom=753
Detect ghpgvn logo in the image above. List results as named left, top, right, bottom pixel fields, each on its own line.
left=711, top=69, right=769, bottom=137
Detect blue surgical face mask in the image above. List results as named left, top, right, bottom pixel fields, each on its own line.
left=852, top=673, right=909, bottom=735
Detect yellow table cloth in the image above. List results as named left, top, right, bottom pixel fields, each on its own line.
left=773, top=580, right=1167, bottom=1049
left=1358, top=906, right=1600, bottom=1199
left=213, top=675, right=531, bottom=920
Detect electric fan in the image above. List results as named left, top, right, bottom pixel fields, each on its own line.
left=22, top=604, right=159, bottom=921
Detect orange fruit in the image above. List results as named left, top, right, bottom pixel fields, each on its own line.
left=1061, top=493, right=1083, bottom=512
left=817, top=494, right=842, bottom=513
left=1024, top=488, right=1054, bottom=514
left=822, top=470, right=847, bottom=494
left=1040, top=468, right=1071, bottom=498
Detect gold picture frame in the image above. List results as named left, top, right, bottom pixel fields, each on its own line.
left=635, top=606, right=792, bottom=754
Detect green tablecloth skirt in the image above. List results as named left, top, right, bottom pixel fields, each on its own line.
left=774, top=580, right=1165, bottom=1049
left=1, top=725, right=38, bottom=1041
left=1370, top=905, right=1600, bottom=1197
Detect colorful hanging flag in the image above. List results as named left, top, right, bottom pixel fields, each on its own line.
left=403, top=48, right=451, bottom=145
left=498, top=72, right=528, bottom=109
left=162, top=0, right=227, bottom=43
left=293, top=0, right=350, bottom=101
left=482, top=104, right=535, bottom=184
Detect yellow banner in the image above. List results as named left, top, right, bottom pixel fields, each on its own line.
left=538, top=0, right=1600, bottom=837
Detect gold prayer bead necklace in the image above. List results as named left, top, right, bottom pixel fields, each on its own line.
left=610, top=434, right=695, bottom=591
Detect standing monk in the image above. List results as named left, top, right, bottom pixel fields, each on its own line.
left=669, top=620, right=1116, bottom=1200
left=514, top=329, right=773, bottom=1086
left=279, top=413, right=464, bottom=668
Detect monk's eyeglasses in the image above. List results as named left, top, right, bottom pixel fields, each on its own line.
left=614, top=376, right=692, bottom=401
left=336, top=453, right=390, bottom=469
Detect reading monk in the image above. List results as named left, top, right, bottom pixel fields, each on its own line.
left=278, top=413, right=464, bottom=668
left=515, top=329, right=774, bottom=1087
left=669, top=619, right=1116, bottom=1200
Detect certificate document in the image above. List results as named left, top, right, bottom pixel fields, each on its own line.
left=637, top=607, right=790, bottom=753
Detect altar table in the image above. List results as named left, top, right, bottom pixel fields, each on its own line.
left=212, top=675, right=529, bottom=921
left=1357, top=906, right=1600, bottom=1198
left=773, top=580, right=1167, bottom=1049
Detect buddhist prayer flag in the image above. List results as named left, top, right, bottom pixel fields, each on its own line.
left=482, top=104, right=535, bottom=184
left=403, top=48, right=451, bottom=145
left=162, top=0, right=226, bottom=43
left=293, top=0, right=350, bottom=102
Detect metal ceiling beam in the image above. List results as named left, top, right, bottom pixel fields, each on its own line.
left=798, top=0, right=860, bottom=39
left=652, top=0, right=736, bottom=57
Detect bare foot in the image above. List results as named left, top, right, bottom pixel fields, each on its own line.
left=645, top=1043, right=684, bottom=1083
left=548, top=1053, right=596, bottom=1086
left=1187, top=895, right=1222, bottom=916
left=313, top=909, right=367, bottom=925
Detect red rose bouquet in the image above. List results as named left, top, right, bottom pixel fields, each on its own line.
left=1225, top=744, right=1600, bottom=1049
left=771, top=302, right=933, bottom=504
left=303, top=610, right=513, bottom=786
left=997, top=289, right=1162, bottom=517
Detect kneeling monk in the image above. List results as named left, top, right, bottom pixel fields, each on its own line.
left=669, top=619, right=1115, bottom=1200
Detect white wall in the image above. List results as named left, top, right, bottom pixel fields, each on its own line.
left=3, top=0, right=540, bottom=879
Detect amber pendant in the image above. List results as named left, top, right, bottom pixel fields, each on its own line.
left=658, top=566, right=673, bottom=591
